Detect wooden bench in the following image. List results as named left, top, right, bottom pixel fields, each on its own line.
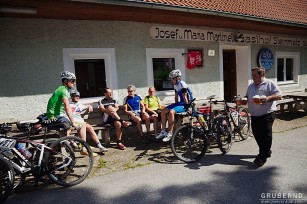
left=276, top=98, right=295, bottom=112
left=81, top=104, right=163, bottom=146
left=81, top=103, right=189, bottom=146
left=81, top=104, right=112, bottom=146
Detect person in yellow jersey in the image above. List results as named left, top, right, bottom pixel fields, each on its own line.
left=143, top=86, right=161, bottom=136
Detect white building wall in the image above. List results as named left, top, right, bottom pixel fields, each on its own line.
left=0, top=18, right=306, bottom=122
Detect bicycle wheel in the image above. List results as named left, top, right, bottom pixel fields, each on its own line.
left=238, top=108, right=251, bottom=140
left=216, top=116, right=233, bottom=154
left=171, top=125, right=208, bottom=163
left=0, top=156, right=14, bottom=203
left=46, top=136, right=93, bottom=187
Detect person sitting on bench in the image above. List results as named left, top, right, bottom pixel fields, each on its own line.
left=70, top=90, right=108, bottom=155
left=98, top=88, right=129, bottom=150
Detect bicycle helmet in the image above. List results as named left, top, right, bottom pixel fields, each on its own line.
left=70, top=90, right=80, bottom=97
left=169, top=69, right=181, bottom=79
left=61, top=71, right=76, bottom=80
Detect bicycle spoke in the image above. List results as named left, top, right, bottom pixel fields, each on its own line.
left=216, top=116, right=233, bottom=153
left=238, top=108, right=251, bottom=140
left=171, top=125, right=207, bottom=163
left=47, top=136, right=93, bottom=187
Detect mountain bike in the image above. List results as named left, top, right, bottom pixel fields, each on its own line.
left=170, top=97, right=233, bottom=163
left=0, top=135, right=94, bottom=201
left=0, top=156, right=14, bottom=203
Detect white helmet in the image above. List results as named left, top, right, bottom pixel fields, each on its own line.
left=61, top=71, right=76, bottom=80
left=169, top=69, right=181, bottom=79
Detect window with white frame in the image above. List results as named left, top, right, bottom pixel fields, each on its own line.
left=146, top=48, right=185, bottom=93
left=276, top=52, right=299, bottom=84
left=63, top=48, right=119, bottom=100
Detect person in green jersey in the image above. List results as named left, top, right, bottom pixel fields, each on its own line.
left=46, top=71, right=78, bottom=129
left=46, top=71, right=100, bottom=156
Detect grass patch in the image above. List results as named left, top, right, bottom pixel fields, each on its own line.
left=123, top=160, right=151, bottom=170
left=97, top=158, right=107, bottom=168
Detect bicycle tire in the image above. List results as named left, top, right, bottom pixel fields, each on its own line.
left=171, top=125, right=208, bottom=163
left=46, top=136, right=93, bottom=187
left=0, top=156, right=14, bottom=203
left=216, top=116, right=233, bottom=153
left=238, top=108, right=251, bottom=140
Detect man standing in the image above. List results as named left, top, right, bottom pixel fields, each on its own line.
left=156, top=69, right=194, bottom=142
left=246, top=67, right=281, bottom=167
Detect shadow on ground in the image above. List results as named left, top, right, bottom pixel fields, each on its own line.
left=275, top=110, right=307, bottom=121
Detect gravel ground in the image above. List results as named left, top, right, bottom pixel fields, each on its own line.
left=89, top=110, right=307, bottom=177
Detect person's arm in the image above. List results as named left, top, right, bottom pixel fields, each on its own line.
left=63, top=97, right=78, bottom=129
left=98, top=104, right=107, bottom=113
left=143, top=97, right=155, bottom=114
left=175, top=91, right=179, bottom=103
left=266, top=83, right=282, bottom=102
left=86, top=104, right=93, bottom=113
left=123, top=104, right=135, bottom=118
left=140, top=101, right=147, bottom=115
left=182, top=92, right=189, bottom=104
left=266, top=94, right=282, bottom=102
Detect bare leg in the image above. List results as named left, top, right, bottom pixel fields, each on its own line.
left=167, top=109, right=176, bottom=133
left=77, top=123, right=87, bottom=141
left=114, top=120, right=122, bottom=141
left=109, top=112, right=121, bottom=121
left=160, top=108, right=169, bottom=130
left=150, top=115, right=158, bottom=134
left=142, top=114, right=151, bottom=133
left=85, top=123, right=99, bottom=144
left=132, top=116, right=143, bottom=137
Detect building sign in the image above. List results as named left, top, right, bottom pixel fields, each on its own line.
left=187, top=49, right=203, bottom=69
left=150, top=26, right=307, bottom=47
left=258, top=48, right=274, bottom=70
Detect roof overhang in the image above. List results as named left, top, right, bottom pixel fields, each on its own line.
left=1, top=0, right=307, bottom=36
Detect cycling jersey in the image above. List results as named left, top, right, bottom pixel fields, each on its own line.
left=46, top=85, right=70, bottom=119
left=174, top=80, right=194, bottom=103
left=144, top=95, right=161, bottom=110
left=70, top=102, right=87, bottom=123
left=98, top=97, right=118, bottom=123
left=123, top=94, right=143, bottom=114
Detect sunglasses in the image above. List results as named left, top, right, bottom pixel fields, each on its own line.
left=73, top=95, right=80, bottom=97
left=128, top=90, right=134, bottom=93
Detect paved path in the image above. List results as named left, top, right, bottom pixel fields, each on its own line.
left=6, top=126, right=307, bottom=204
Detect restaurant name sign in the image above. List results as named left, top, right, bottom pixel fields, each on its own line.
left=150, top=26, right=307, bottom=47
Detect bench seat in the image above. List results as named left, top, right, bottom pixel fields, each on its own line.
left=276, top=98, right=295, bottom=112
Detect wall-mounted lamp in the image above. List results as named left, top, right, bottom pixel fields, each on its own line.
left=0, top=6, right=37, bottom=14
left=235, top=33, right=244, bottom=42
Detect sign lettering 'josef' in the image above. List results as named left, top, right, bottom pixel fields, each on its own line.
left=150, top=26, right=307, bottom=47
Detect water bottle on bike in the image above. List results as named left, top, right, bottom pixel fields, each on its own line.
left=16, top=143, right=32, bottom=159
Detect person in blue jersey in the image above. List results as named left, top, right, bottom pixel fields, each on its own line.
left=156, top=69, right=194, bottom=142
left=123, top=85, right=151, bottom=143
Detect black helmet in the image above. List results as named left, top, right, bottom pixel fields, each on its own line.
left=70, top=90, right=80, bottom=97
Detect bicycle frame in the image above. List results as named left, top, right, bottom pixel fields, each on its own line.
left=1, top=138, right=73, bottom=177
